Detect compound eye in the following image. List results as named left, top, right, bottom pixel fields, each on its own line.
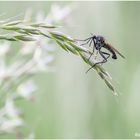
left=102, top=39, right=104, bottom=43
left=97, top=38, right=101, bottom=42
left=100, top=37, right=105, bottom=43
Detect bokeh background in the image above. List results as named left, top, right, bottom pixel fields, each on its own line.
left=0, top=1, right=139, bottom=139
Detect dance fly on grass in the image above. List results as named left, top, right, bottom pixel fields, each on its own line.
left=76, top=35, right=125, bottom=73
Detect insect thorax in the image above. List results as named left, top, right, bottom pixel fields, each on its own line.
left=94, top=36, right=105, bottom=50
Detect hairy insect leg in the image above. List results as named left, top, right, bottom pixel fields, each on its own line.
left=88, top=39, right=95, bottom=60
left=100, top=51, right=110, bottom=59
left=80, top=38, right=92, bottom=46
left=75, top=37, right=92, bottom=42
left=93, top=50, right=110, bottom=66
left=99, top=51, right=111, bottom=66
left=88, top=35, right=97, bottom=60
left=86, top=50, right=110, bottom=73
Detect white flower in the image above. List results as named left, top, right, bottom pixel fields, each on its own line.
left=35, top=4, right=71, bottom=24
left=0, top=118, right=23, bottom=133
left=0, top=41, right=10, bottom=56
left=5, top=98, right=21, bottom=118
left=34, top=4, right=71, bottom=24
left=0, top=98, right=23, bottom=134
left=51, top=4, right=71, bottom=21
left=21, top=42, right=36, bottom=55
left=35, top=11, right=45, bottom=23
left=33, top=46, right=54, bottom=71
left=0, top=59, right=7, bottom=80
left=17, top=80, right=37, bottom=100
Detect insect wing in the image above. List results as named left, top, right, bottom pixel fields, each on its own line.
left=106, top=43, right=125, bottom=59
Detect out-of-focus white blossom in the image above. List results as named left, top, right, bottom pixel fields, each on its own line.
left=0, top=98, right=23, bottom=134
left=33, top=47, right=42, bottom=62
left=45, top=4, right=71, bottom=24
left=0, top=59, right=7, bottom=80
left=0, top=3, right=71, bottom=138
left=0, top=41, right=10, bottom=56
left=20, top=42, right=36, bottom=55
left=17, top=80, right=37, bottom=100
left=5, top=98, right=21, bottom=118
left=33, top=45, right=54, bottom=71
left=0, top=118, right=23, bottom=133
left=36, top=56, right=54, bottom=71
left=36, top=11, right=46, bottom=23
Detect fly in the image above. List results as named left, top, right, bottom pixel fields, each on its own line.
left=76, top=35, right=125, bottom=73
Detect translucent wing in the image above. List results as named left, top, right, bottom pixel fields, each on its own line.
left=106, top=43, right=125, bottom=59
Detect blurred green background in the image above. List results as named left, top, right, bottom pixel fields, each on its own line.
left=0, top=1, right=140, bottom=139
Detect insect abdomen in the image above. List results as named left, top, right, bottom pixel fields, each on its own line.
left=105, top=44, right=117, bottom=59
left=112, top=53, right=117, bottom=59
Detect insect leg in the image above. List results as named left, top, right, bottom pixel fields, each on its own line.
left=101, top=51, right=110, bottom=59
left=75, top=37, right=92, bottom=42
left=89, top=38, right=93, bottom=47
left=93, top=50, right=109, bottom=66
left=88, top=39, right=95, bottom=60
left=80, top=38, right=92, bottom=46
left=86, top=50, right=110, bottom=73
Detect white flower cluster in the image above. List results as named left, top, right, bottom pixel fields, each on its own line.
left=0, top=4, right=71, bottom=138
left=0, top=97, right=23, bottom=133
